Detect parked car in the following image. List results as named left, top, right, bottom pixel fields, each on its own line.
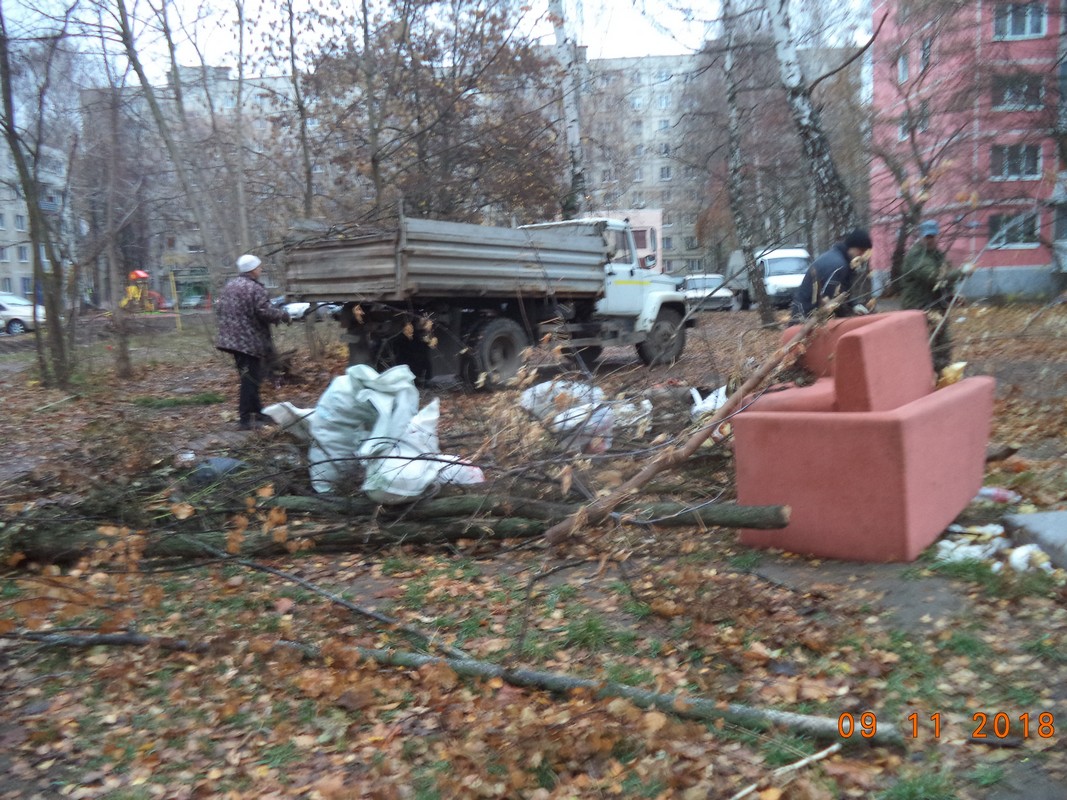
left=180, top=294, right=204, bottom=309
left=270, top=295, right=342, bottom=321
left=0, top=292, right=47, bottom=334
left=681, top=273, right=734, bottom=312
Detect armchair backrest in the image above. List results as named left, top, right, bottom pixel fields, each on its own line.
left=833, top=311, right=935, bottom=412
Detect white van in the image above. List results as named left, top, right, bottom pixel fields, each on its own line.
left=725, top=247, right=811, bottom=309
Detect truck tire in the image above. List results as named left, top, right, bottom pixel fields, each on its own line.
left=637, top=308, right=685, bottom=366
left=463, top=317, right=528, bottom=389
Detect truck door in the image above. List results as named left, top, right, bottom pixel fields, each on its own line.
left=597, top=227, right=652, bottom=316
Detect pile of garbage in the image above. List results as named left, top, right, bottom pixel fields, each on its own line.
left=934, top=486, right=1062, bottom=576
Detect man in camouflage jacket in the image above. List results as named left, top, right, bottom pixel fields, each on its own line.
left=215, top=254, right=291, bottom=430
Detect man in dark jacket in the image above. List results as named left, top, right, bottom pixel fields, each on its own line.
left=899, top=219, right=970, bottom=372
left=790, top=228, right=873, bottom=321
left=215, top=254, right=290, bottom=430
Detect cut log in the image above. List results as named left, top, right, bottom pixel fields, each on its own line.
left=3, top=499, right=787, bottom=562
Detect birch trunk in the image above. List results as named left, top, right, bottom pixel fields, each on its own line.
left=765, top=0, right=858, bottom=235
left=549, top=0, right=586, bottom=218
left=722, top=0, right=774, bottom=324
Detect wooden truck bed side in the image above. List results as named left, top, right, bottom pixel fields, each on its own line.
left=286, top=217, right=610, bottom=303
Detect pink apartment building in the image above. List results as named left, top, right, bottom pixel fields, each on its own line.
left=870, top=0, right=1066, bottom=298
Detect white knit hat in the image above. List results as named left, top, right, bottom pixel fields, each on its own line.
left=236, top=254, right=262, bottom=273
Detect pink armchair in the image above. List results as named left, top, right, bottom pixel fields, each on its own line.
left=733, top=311, right=995, bottom=562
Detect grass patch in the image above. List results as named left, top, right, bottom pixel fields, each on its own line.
left=728, top=551, right=762, bottom=571
left=762, top=733, right=817, bottom=767
left=1023, top=633, right=1067, bottom=663
left=878, top=772, right=957, bottom=800
left=967, top=763, right=1004, bottom=787
left=132, top=392, right=225, bottom=409
left=928, top=558, right=1059, bottom=599
left=942, top=630, right=985, bottom=658
left=563, top=614, right=616, bottom=651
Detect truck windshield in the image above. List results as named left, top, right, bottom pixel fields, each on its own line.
left=764, top=257, right=809, bottom=276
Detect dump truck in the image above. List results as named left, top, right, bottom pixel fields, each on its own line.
left=284, top=215, right=691, bottom=387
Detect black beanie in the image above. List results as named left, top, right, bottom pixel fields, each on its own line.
left=844, top=228, right=872, bottom=251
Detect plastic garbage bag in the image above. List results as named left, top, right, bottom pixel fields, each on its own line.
left=1007, top=543, right=1053, bottom=573
left=362, top=398, right=444, bottom=504
left=690, top=385, right=729, bottom=420
left=308, top=364, right=420, bottom=493
left=520, top=380, right=604, bottom=421
left=262, top=401, right=317, bottom=442
left=550, top=403, right=614, bottom=453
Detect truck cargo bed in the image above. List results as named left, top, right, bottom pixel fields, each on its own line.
left=286, top=217, right=610, bottom=303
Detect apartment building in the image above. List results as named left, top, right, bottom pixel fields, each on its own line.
left=0, top=149, right=69, bottom=300
left=870, top=0, right=1066, bottom=297
left=582, top=53, right=710, bottom=275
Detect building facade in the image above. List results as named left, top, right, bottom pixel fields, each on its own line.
left=870, top=0, right=1066, bottom=297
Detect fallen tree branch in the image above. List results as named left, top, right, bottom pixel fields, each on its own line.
left=728, top=742, right=843, bottom=799
left=544, top=308, right=832, bottom=546
left=2, top=629, right=902, bottom=746
left=3, top=502, right=788, bottom=562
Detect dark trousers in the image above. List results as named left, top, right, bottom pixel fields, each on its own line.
left=232, top=351, right=264, bottom=424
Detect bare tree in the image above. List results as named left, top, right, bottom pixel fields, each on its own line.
left=0, top=4, right=82, bottom=387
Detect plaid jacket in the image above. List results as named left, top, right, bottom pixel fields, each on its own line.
left=214, top=275, right=288, bottom=358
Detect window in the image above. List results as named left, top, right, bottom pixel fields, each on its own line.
left=631, top=96, right=644, bottom=111
left=632, top=120, right=643, bottom=134
left=18, top=245, right=28, bottom=262
left=601, top=170, right=614, bottom=183
left=0, top=277, right=9, bottom=293
left=0, top=213, right=5, bottom=229
left=662, top=236, right=674, bottom=251
left=166, top=236, right=176, bottom=250
left=989, top=211, right=1039, bottom=245
left=659, top=143, right=670, bottom=156
left=657, top=118, right=670, bottom=131
left=921, top=38, right=932, bottom=72
left=660, top=166, right=672, bottom=181
left=634, top=168, right=644, bottom=182
left=658, top=94, right=671, bottom=110
left=632, top=191, right=645, bottom=206
left=993, top=3, right=1046, bottom=39
left=1055, top=204, right=1067, bottom=240
left=991, top=143, right=1041, bottom=179
left=685, top=236, right=697, bottom=250
left=656, top=70, right=671, bottom=83
left=897, top=52, right=909, bottom=84
left=187, top=243, right=205, bottom=254
left=992, top=73, right=1043, bottom=109
left=661, top=190, right=672, bottom=203
left=898, top=105, right=929, bottom=140
left=21, top=277, right=31, bottom=296
left=15, top=214, right=25, bottom=231
left=39, top=244, right=47, bottom=261
left=0, top=247, right=7, bottom=262
left=633, top=144, right=645, bottom=157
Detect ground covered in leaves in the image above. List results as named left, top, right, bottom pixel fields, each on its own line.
left=0, top=304, right=1066, bottom=799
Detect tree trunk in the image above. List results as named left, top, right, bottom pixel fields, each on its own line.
left=548, top=0, right=586, bottom=218
left=722, top=0, right=774, bottom=325
left=5, top=498, right=788, bottom=563
left=766, top=0, right=858, bottom=235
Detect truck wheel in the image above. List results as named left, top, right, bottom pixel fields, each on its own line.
left=637, top=309, right=685, bottom=366
left=464, top=317, right=528, bottom=389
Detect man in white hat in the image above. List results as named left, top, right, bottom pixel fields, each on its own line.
left=214, top=254, right=291, bottom=430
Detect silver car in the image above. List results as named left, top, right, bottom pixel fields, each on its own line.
left=0, top=292, right=46, bottom=334
left=681, top=273, right=734, bottom=312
